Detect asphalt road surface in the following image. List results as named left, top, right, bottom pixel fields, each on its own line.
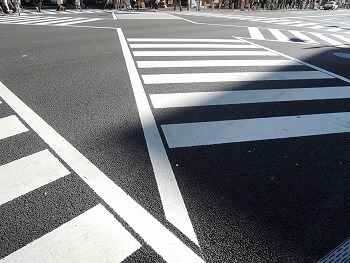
left=0, top=6, right=350, bottom=263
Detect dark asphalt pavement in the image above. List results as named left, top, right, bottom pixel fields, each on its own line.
left=0, top=8, right=350, bottom=262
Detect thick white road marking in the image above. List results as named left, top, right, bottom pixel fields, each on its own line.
left=292, top=22, right=317, bottom=27
left=137, top=59, right=299, bottom=68
left=55, top=18, right=101, bottom=26
left=150, top=86, right=350, bottom=108
left=142, top=71, right=332, bottom=84
left=36, top=17, right=85, bottom=25
left=0, top=115, right=29, bottom=140
left=269, top=29, right=290, bottom=42
left=0, top=149, right=70, bottom=206
left=1, top=204, right=141, bottom=263
left=128, top=38, right=243, bottom=43
left=0, top=56, right=203, bottom=263
left=133, top=50, right=277, bottom=57
left=248, top=27, right=265, bottom=40
left=118, top=29, right=200, bottom=247
left=309, top=32, right=346, bottom=47
left=130, top=43, right=258, bottom=49
left=289, top=30, right=319, bottom=44
left=162, top=112, right=350, bottom=148
left=331, top=34, right=350, bottom=44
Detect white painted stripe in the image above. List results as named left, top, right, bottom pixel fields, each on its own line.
left=331, top=34, right=350, bottom=43
left=309, top=32, right=346, bottom=46
left=112, top=12, right=117, bottom=20
left=269, top=29, right=290, bottom=42
left=276, top=21, right=302, bottom=25
left=309, top=25, right=326, bottom=30
left=289, top=30, right=319, bottom=44
left=13, top=17, right=75, bottom=25
left=133, top=51, right=277, bottom=57
left=129, top=43, right=258, bottom=49
left=248, top=27, right=265, bottom=40
left=137, top=59, right=299, bottom=68
left=292, top=22, right=317, bottom=27
left=117, top=29, right=200, bottom=247
left=0, top=115, right=28, bottom=140
left=55, top=18, right=101, bottom=26
left=0, top=50, right=203, bottom=263
left=142, top=71, right=332, bottom=84
left=0, top=149, right=70, bottom=206
left=150, top=86, right=350, bottom=108
left=1, top=204, right=141, bottom=263
left=162, top=112, right=350, bottom=148
left=35, top=17, right=85, bottom=25
left=127, top=38, right=243, bottom=43
left=238, top=37, right=350, bottom=85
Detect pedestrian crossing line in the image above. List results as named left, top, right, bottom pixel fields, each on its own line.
left=331, top=34, right=350, bottom=44
left=0, top=115, right=29, bottom=140
left=1, top=204, right=141, bottom=263
left=149, top=86, right=350, bottom=108
left=269, top=29, right=291, bottom=42
left=288, top=22, right=317, bottom=28
left=0, top=16, right=102, bottom=26
left=289, top=30, right=319, bottom=44
left=136, top=59, right=300, bottom=68
left=54, top=18, right=101, bottom=26
left=0, top=77, right=204, bottom=262
left=248, top=27, right=265, bottom=40
left=0, top=149, right=70, bottom=206
left=161, top=112, right=350, bottom=148
left=309, top=32, right=347, bottom=47
left=129, top=43, right=259, bottom=49
left=133, top=50, right=277, bottom=57
left=141, top=71, right=332, bottom=84
left=127, top=38, right=243, bottom=43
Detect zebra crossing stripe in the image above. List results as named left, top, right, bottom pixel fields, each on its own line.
left=0, top=73, right=204, bottom=262
left=13, top=17, right=79, bottom=25
left=142, top=71, right=332, bottom=84
left=289, top=30, right=319, bottom=44
left=269, top=29, right=290, bottom=42
left=331, top=34, right=350, bottom=44
left=36, top=17, right=86, bottom=25
left=0, top=115, right=28, bottom=140
left=136, top=59, right=299, bottom=68
left=292, top=22, right=317, bottom=27
left=161, top=112, right=350, bottom=148
left=248, top=27, right=265, bottom=40
left=149, top=86, right=350, bottom=108
left=55, top=18, right=101, bottom=26
left=133, top=50, right=277, bottom=57
left=129, top=43, right=259, bottom=49
left=309, top=32, right=347, bottom=47
left=127, top=38, right=243, bottom=43
left=0, top=149, right=70, bottom=206
left=1, top=204, right=141, bottom=263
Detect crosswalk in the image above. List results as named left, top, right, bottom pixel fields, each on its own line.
left=0, top=100, right=142, bottom=262
left=112, top=10, right=180, bottom=19
left=0, top=81, right=205, bottom=262
left=22, top=8, right=112, bottom=15
left=124, top=36, right=350, bottom=261
left=0, top=15, right=102, bottom=26
left=247, top=26, right=350, bottom=47
left=127, top=36, right=350, bottom=147
left=179, top=11, right=350, bottom=34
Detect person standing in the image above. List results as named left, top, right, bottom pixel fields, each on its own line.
left=33, top=0, right=42, bottom=12
left=174, top=0, right=181, bottom=10
left=1, top=0, right=10, bottom=14
left=57, top=0, right=65, bottom=11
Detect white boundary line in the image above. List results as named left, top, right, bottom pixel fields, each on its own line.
left=117, top=28, right=200, bottom=246
left=0, top=83, right=203, bottom=262
left=237, top=37, right=350, bottom=84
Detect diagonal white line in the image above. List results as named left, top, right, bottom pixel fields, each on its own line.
left=269, top=29, right=290, bottom=42
left=0, top=80, right=203, bottom=262
left=309, top=32, right=347, bottom=47
left=331, top=34, right=350, bottom=44
left=55, top=18, right=101, bottom=26
left=117, top=28, right=200, bottom=247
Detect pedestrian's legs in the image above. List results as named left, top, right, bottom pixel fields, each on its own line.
left=3, top=0, right=10, bottom=13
